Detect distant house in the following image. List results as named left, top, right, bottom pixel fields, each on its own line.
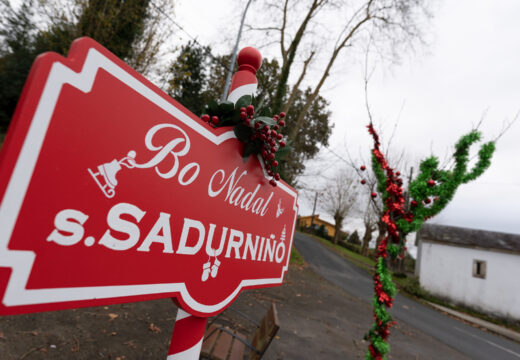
left=416, top=223, right=520, bottom=320
left=298, top=215, right=336, bottom=237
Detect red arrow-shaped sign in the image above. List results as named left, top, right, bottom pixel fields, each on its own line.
left=0, top=37, right=298, bottom=317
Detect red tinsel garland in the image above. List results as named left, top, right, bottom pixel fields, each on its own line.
left=367, top=123, right=412, bottom=359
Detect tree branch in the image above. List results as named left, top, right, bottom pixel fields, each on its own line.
left=282, top=50, right=315, bottom=113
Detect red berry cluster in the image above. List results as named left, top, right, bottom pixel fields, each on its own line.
left=249, top=107, right=286, bottom=186
left=200, top=114, right=219, bottom=126
left=201, top=106, right=287, bottom=187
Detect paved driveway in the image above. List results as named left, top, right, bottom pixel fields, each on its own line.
left=294, top=232, right=520, bottom=360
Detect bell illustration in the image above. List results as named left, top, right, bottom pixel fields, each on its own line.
left=88, top=151, right=137, bottom=199
left=99, top=160, right=122, bottom=188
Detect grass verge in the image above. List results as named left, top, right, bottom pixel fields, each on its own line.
left=290, top=246, right=305, bottom=266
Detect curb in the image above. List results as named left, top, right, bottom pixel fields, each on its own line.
left=427, top=302, right=520, bottom=343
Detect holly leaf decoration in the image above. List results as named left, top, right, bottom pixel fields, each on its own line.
left=254, top=116, right=277, bottom=126
left=201, top=94, right=291, bottom=185
left=219, top=100, right=235, bottom=112
left=242, top=141, right=260, bottom=163
left=207, top=99, right=218, bottom=114
left=235, top=95, right=252, bottom=110
left=234, top=123, right=253, bottom=142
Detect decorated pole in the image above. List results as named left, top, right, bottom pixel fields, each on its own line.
left=167, top=308, right=207, bottom=359
left=361, top=123, right=495, bottom=360
left=167, top=46, right=263, bottom=360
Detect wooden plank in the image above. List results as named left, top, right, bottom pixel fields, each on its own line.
left=201, top=325, right=219, bottom=358
left=212, top=330, right=233, bottom=360
left=228, top=332, right=246, bottom=360
left=250, top=303, right=280, bottom=360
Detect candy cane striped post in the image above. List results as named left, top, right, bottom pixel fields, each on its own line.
left=166, top=47, right=262, bottom=360
left=167, top=308, right=207, bottom=359
left=227, top=47, right=262, bottom=103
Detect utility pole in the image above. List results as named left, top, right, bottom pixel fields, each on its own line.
left=221, top=0, right=254, bottom=101
left=310, top=191, right=319, bottom=229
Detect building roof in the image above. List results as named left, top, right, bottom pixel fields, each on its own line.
left=298, top=214, right=336, bottom=228
left=417, top=223, right=520, bottom=254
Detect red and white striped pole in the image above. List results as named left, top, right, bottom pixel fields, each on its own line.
left=167, top=47, right=262, bottom=360
left=167, top=308, right=207, bottom=359
left=227, top=47, right=262, bottom=103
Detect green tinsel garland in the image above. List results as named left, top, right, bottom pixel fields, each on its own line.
left=364, top=128, right=495, bottom=360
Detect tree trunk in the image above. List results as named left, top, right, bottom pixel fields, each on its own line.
left=287, top=14, right=371, bottom=143
left=333, top=217, right=343, bottom=244
left=272, top=0, right=322, bottom=114
left=361, top=223, right=373, bottom=256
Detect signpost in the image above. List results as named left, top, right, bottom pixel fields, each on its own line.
left=0, top=37, right=298, bottom=358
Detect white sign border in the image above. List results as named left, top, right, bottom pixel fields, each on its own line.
left=0, top=45, right=298, bottom=314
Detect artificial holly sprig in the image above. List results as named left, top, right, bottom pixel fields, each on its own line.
left=200, top=95, right=291, bottom=186
left=361, top=124, right=495, bottom=360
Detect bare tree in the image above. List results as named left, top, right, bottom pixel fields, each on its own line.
left=247, top=0, right=432, bottom=143
left=322, top=168, right=359, bottom=244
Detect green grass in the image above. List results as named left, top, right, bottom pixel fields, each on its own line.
left=290, top=246, right=305, bottom=266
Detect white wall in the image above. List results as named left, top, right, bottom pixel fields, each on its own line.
left=419, top=241, right=520, bottom=320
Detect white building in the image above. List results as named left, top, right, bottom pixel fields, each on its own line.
left=416, top=224, right=520, bottom=320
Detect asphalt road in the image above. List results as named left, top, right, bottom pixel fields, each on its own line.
left=294, top=232, right=520, bottom=360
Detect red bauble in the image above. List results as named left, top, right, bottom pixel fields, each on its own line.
left=280, top=112, right=286, bottom=118
left=246, top=104, right=255, bottom=115
left=211, top=116, right=219, bottom=124
left=201, top=114, right=210, bottom=122
left=279, top=141, right=286, bottom=147
left=361, top=165, right=366, bottom=171
left=411, top=200, right=418, bottom=207
left=361, top=179, right=366, bottom=185
left=396, top=171, right=401, bottom=176
left=274, top=173, right=281, bottom=181
left=427, top=179, right=435, bottom=187
left=279, top=120, right=286, bottom=126
left=277, top=133, right=283, bottom=140
left=269, top=179, right=277, bottom=187
left=371, top=192, right=377, bottom=198
left=424, top=198, right=431, bottom=204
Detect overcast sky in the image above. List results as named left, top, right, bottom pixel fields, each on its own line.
left=173, top=0, right=519, bottom=235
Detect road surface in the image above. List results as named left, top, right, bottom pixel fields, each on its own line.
left=294, top=232, right=520, bottom=360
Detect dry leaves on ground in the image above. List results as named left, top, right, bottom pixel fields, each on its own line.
left=149, top=323, right=161, bottom=333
